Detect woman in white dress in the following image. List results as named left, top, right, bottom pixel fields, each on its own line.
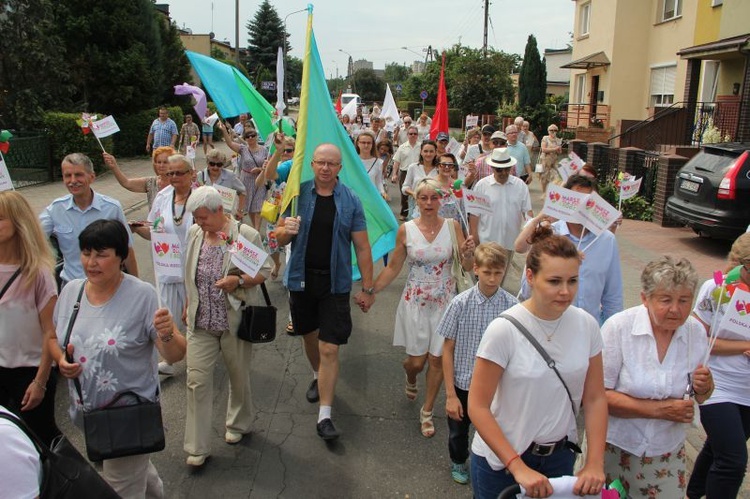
left=373, top=178, right=475, bottom=438
left=355, top=131, right=385, bottom=198
left=402, top=140, right=439, bottom=219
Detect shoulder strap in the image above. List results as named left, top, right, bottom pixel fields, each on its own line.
left=0, top=268, right=22, bottom=300
left=0, top=411, right=47, bottom=457
left=499, top=313, right=578, bottom=417
left=62, top=282, right=86, bottom=406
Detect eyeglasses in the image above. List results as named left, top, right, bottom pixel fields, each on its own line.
left=245, top=134, right=257, bottom=139
left=166, top=170, right=191, bottom=177
left=438, top=139, right=448, bottom=143
left=491, top=139, right=504, bottom=144
left=506, top=131, right=518, bottom=135
left=408, top=132, right=418, bottom=136
left=742, top=263, right=750, bottom=273
left=283, top=148, right=295, bottom=153
left=207, top=161, right=223, bottom=167
left=312, top=160, right=340, bottom=168
left=439, top=162, right=456, bottom=168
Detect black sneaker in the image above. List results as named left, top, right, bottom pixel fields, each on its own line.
left=316, top=418, right=340, bottom=440
left=306, top=379, right=319, bottom=403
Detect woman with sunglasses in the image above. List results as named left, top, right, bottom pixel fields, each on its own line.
left=103, top=146, right=174, bottom=210
left=197, top=150, right=246, bottom=221
left=257, top=133, right=296, bottom=282
left=133, top=155, right=195, bottom=376
left=218, top=121, right=268, bottom=230
left=433, top=153, right=467, bottom=232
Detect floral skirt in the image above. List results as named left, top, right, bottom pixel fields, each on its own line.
left=604, top=442, right=686, bottom=498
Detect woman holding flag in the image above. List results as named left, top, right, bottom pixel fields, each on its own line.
left=687, top=233, right=750, bottom=498
left=217, top=121, right=268, bottom=230
left=181, top=186, right=272, bottom=467
left=103, top=146, right=173, bottom=209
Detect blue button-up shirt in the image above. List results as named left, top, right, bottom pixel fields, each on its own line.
left=39, top=190, right=133, bottom=282
left=149, top=118, right=178, bottom=148
left=283, top=180, right=367, bottom=294
left=520, top=220, right=623, bottom=322
left=437, top=285, right=518, bottom=390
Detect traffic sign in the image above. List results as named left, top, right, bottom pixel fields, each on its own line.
left=261, top=81, right=276, bottom=91
left=395, top=84, right=403, bottom=94
left=420, top=90, right=428, bottom=100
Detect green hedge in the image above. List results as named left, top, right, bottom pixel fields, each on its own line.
left=423, top=106, right=463, bottom=129
left=42, top=112, right=114, bottom=175
left=112, top=106, right=184, bottom=157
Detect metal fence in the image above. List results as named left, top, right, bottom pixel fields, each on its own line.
left=4, top=132, right=52, bottom=188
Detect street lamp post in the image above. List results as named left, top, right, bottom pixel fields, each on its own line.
left=282, top=8, right=308, bottom=108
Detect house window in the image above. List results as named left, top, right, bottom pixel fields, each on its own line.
left=662, top=0, right=682, bottom=21
left=650, top=65, right=676, bottom=107
left=575, top=74, right=586, bottom=103
left=579, top=2, right=591, bottom=36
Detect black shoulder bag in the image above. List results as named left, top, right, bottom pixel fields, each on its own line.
left=0, top=411, right=119, bottom=498
left=237, top=282, right=277, bottom=343
left=0, top=268, right=22, bottom=300
left=63, top=282, right=165, bottom=462
left=500, top=313, right=578, bottom=418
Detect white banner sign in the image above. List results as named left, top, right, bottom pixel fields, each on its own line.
left=90, top=115, right=120, bottom=138
left=464, top=189, right=493, bottom=216
left=230, top=234, right=270, bottom=278
left=205, top=113, right=219, bottom=127
left=0, top=157, right=13, bottom=191
left=151, top=232, right=183, bottom=278
left=541, top=184, right=588, bottom=223
left=557, top=160, right=573, bottom=183
left=213, top=184, right=237, bottom=213
left=619, top=177, right=642, bottom=201
left=569, top=151, right=584, bottom=171
left=185, top=144, right=196, bottom=159
left=465, top=115, right=478, bottom=128
left=446, top=137, right=462, bottom=155
left=577, top=191, right=621, bottom=236
left=717, top=287, right=750, bottom=340
left=362, top=114, right=371, bottom=125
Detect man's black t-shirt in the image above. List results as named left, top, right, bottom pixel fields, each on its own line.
left=305, top=194, right=335, bottom=270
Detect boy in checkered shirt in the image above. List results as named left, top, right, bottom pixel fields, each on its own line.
left=437, top=242, right=518, bottom=485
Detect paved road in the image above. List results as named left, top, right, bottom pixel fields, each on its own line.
left=20, top=144, right=748, bottom=497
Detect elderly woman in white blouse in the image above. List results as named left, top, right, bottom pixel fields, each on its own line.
left=602, top=256, right=713, bottom=498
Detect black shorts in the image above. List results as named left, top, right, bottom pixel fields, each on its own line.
left=289, top=271, right=352, bottom=345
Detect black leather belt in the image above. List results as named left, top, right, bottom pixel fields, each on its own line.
left=526, top=437, right=582, bottom=457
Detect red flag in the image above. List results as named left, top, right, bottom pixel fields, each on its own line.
left=335, top=90, right=342, bottom=115
left=429, top=52, right=449, bottom=140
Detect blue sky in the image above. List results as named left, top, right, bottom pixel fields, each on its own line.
left=169, top=0, right=574, bottom=76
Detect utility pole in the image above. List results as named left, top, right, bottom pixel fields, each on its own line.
left=483, top=0, right=489, bottom=57
left=235, top=0, right=240, bottom=66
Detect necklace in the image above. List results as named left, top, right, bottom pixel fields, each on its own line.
left=418, top=218, right=442, bottom=236
left=172, top=189, right=191, bottom=226
left=527, top=306, right=564, bottom=342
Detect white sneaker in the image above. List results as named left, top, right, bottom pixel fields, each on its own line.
left=186, top=454, right=208, bottom=467
left=225, top=431, right=243, bottom=444
left=158, top=362, right=175, bottom=376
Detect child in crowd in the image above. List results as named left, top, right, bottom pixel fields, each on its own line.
left=437, top=242, right=518, bottom=485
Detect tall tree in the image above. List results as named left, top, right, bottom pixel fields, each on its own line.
left=383, top=63, right=412, bottom=85
left=0, top=0, right=73, bottom=129
left=158, top=16, right=193, bottom=106
left=245, top=0, right=291, bottom=82
left=518, top=34, right=547, bottom=109
left=351, top=69, right=386, bottom=103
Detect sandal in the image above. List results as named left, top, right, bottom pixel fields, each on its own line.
left=420, top=406, right=435, bottom=438
left=405, top=376, right=418, bottom=401
left=285, top=321, right=295, bottom=335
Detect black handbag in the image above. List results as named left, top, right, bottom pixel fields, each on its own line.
left=0, top=411, right=119, bottom=499
left=237, top=282, right=277, bottom=343
left=63, top=282, right=166, bottom=462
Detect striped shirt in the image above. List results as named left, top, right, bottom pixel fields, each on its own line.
left=437, top=284, right=518, bottom=390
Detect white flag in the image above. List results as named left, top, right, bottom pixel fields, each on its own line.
left=275, top=47, right=286, bottom=118
left=90, top=115, right=120, bottom=138
left=0, top=156, right=13, bottom=191
left=577, top=191, right=621, bottom=236
left=341, top=98, right=358, bottom=120
left=379, top=84, right=400, bottom=132
left=619, top=177, right=642, bottom=201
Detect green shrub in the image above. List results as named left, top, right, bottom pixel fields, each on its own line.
left=42, top=112, right=114, bottom=175
left=112, top=106, right=183, bottom=157
left=423, top=107, right=463, bottom=128
left=397, top=101, right=422, bottom=119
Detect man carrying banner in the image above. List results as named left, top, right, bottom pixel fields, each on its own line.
left=275, top=143, right=375, bottom=441
left=469, top=148, right=533, bottom=282
left=39, top=153, right=138, bottom=287
left=514, top=174, right=623, bottom=322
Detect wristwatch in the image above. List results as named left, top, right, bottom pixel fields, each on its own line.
left=362, top=287, right=375, bottom=295
left=237, top=276, right=245, bottom=288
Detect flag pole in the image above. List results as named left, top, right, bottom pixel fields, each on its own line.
left=88, top=120, right=107, bottom=153
left=576, top=227, right=586, bottom=250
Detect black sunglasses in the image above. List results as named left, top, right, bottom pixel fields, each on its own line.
left=207, top=161, right=223, bottom=167
left=283, top=148, right=295, bottom=153
left=245, top=134, right=257, bottom=139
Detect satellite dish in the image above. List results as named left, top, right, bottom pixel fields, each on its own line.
left=209, top=32, right=215, bottom=39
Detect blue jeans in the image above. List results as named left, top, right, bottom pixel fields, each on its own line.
left=471, top=447, right=575, bottom=499
left=686, top=402, right=750, bottom=498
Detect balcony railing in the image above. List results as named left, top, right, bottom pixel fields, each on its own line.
left=560, top=103, right=611, bottom=129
